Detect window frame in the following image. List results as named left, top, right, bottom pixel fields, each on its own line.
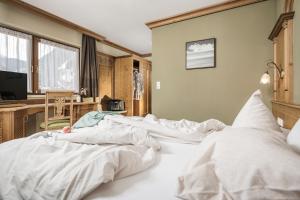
left=0, top=25, right=81, bottom=95
left=33, top=36, right=80, bottom=94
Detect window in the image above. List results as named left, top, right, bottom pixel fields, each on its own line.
left=0, top=26, right=80, bottom=94
left=38, top=39, right=79, bottom=93
left=0, top=27, right=32, bottom=92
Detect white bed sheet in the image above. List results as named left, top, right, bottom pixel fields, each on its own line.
left=85, top=139, right=198, bottom=200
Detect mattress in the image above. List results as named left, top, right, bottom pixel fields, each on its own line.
left=85, top=139, right=198, bottom=200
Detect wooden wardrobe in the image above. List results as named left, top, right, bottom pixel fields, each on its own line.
left=114, top=55, right=151, bottom=116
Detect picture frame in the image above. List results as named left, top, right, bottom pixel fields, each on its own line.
left=185, top=38, right=216, bottom=70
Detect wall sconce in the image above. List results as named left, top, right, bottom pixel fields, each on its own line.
left=260, top=61, right=284, bottom=84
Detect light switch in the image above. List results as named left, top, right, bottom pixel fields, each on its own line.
left=156, top=81, right=161, bottom=90
left=277, top=117, right=284, bottom=127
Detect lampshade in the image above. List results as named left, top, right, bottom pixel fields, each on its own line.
left=260, top=72, right=271, bottom=84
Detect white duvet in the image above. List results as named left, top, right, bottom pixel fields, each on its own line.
left=0, top=114, right=224, bottom=200
left=104, top=114, right=225, bottom=143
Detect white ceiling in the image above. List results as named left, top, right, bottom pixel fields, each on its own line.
left=22, top=0, right=228, bottom=54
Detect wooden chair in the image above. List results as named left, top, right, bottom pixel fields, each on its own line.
left=40, top=90, right=74, bottom=130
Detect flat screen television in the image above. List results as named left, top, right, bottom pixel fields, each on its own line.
left=0, top=70, right=27, bottom=101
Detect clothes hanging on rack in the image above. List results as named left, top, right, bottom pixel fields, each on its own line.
left=133, top=70, right=144, bottom=100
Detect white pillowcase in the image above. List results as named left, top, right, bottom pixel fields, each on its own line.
left=232, top=90, right=282, bottom=132
left=177, top=127, right=300, bottom=200
left=287, top=119, right=300, bottom=153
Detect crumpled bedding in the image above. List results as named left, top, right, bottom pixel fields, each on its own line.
left=0, top=127, right=158, bottom=200
left=0, top=114, right=225, bottom=200
left=104, top=114, right=226, bottom=143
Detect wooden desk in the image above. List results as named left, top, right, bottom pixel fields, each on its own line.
left=0, top=102, right=98, bottom=143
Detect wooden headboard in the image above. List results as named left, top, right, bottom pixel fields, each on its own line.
left=270, top=0, right=299, bottom=129
left=272, top=101, right=300, bottom=129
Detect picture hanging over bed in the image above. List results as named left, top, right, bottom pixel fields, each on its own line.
left=186, top=38, right=216, bottom=69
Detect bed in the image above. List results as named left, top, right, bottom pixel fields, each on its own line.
left=0, top=112, right=225, bottom=200
left=1, top=90, right=300, bottom=200
left=85, top=90, right=300, bottom=200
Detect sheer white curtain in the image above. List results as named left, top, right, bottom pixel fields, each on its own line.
left=38, top=39, right=79, bottom=93
left=0, top=27, right=32, bottom=92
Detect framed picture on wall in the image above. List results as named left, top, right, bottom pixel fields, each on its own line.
left=185, top=38, right=216, bottom=69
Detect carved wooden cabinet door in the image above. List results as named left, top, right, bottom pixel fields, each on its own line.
left=14, top=110, right=27, bottom=139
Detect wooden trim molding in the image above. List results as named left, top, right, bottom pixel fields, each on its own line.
left=141, top=53, right=152, bottom=58
left=269, top=12, right=295, bottom=41
left=6, top=0, right=143, bottom=56
left=145, top=0, right=267, bottom=29
left=101, top=40, right=142, bottom=57
left=7, top=0, right=105, bottom=41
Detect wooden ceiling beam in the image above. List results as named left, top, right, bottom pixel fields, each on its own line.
left=146, top=0, right=267, bottom=29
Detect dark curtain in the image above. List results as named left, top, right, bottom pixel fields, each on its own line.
left=80, top=34, right=98, bottom=100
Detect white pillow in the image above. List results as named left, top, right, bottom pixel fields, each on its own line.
left=287, top=119, right=300, bottom=153
left=177, top=127, right=300, bottom=200
left=232, top=90, right=281, bottom=132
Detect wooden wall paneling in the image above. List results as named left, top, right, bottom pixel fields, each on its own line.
left=283, top=20, right=294, bottom=103
left=114, top=57, right=134, bottom=116
left=270, top=12, right=294, bottom=104
left=99, top=65, right=113, bottom=96
left=273, top=38, right=278, bottom=101
left=97, top=53, right=115, bottom=111
left=276, top=30, right=285, bottom=102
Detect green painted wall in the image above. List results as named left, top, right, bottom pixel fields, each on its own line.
left=276, top=0, right=285, bottom=17
left=152, top=1, right=276, bottom=124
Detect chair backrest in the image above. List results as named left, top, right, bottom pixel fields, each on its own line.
left=45, top=90, right=74, bottom=130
